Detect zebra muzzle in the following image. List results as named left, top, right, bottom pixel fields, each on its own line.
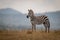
left=26, top=15, right=29, bottom=18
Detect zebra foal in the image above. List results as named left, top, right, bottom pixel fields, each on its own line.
left=26, top=9, right=50, bottom=33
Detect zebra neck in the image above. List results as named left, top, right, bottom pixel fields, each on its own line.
left=30, top=15, right=35, bottom=18
left=30, top=15, right=35, bottom=21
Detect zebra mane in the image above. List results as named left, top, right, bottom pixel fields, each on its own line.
left=29, top=9, right=34, bottom=14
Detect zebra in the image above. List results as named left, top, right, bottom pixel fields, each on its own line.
left=26, top=9, right=50, bottom=33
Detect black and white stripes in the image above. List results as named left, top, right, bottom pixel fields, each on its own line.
left=27, top=9, right=50, bottom=33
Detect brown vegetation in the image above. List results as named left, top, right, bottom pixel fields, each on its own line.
left=0, top=30, right=60, bottom=40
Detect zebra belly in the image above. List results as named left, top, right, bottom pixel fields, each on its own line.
left=36, top=21, right=43, bottom=25
left=31, top=20, right=43, bottom=25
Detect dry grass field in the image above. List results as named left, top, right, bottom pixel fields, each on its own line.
left=0, top=30, right=60, bottom=40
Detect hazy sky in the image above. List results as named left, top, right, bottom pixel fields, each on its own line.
left=0, top=0, right=60, bottom=14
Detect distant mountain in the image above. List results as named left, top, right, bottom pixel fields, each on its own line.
left=0, top=8, right=60, bottom=30
left=0, top=8, right=30, bottom=30
left=0, top=8, right=22, bottom=14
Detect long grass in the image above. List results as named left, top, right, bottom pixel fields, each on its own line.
left=0, top=30, right=60, bottom=40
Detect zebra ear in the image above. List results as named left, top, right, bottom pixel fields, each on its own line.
left=28, top=9, right=30, bottom=11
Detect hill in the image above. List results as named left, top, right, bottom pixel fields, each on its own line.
left=0, top=8, right=30, bottom=30
left=0, top=8, right=60, bottom=30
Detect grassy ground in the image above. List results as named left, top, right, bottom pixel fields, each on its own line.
left=0, top=30, right=60, bottom=40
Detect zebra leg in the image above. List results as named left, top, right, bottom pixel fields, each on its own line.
left=34, top=25, right=36, bottom=32
left=47, top=21, right=50, bottom=33
left=43, top=22, right=47, bottom=32
left=45, top=20, right=50, bottom=33
left=48, top=26, right=50, bottom=33
left=43, top=24, right=47, bottom=32
left=32, top=24, right=36, bottom=32
left=32, top=24, right=34, bottom=32
left=45, top=27, right=47, bottom=32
